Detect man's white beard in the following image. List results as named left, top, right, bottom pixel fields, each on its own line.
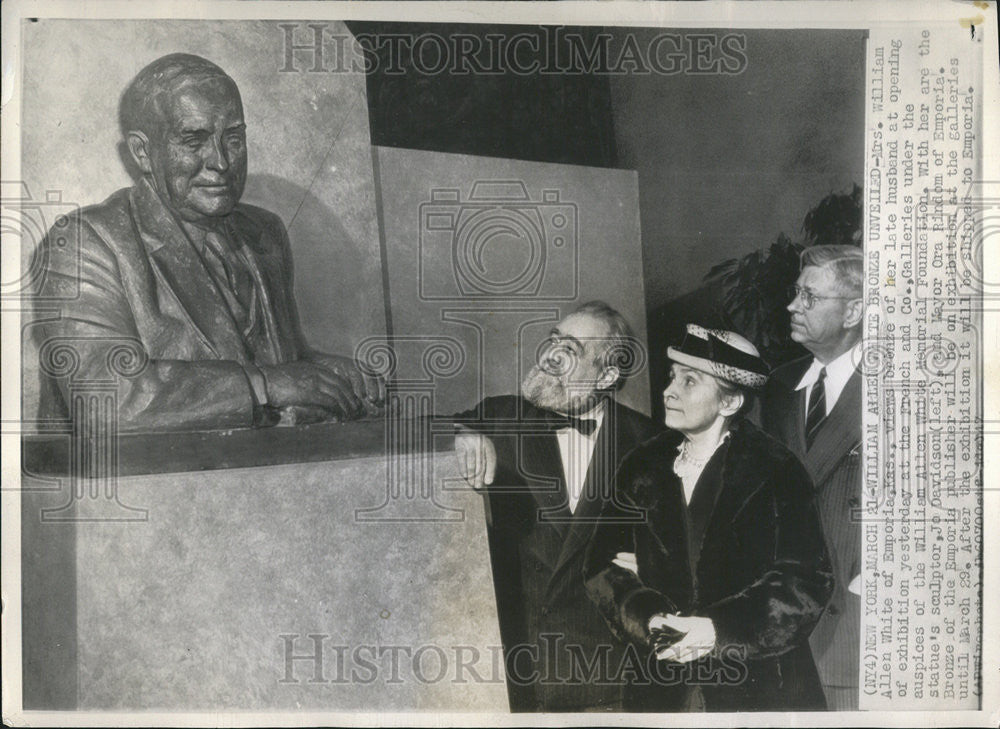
left=521, top=365, right=598, bottom=415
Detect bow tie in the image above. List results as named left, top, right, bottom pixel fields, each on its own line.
left=542, top=410, right=598, bottom=436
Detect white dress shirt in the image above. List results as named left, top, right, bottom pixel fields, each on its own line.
left=555, top=402, right=606, bottom=514
left=795, top=343, right=862, bottom=419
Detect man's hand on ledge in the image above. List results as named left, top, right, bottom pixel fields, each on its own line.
left=259, top=360, right=366, bottom=419
left=305, top=352, right=386, bottom=412
left=455, top=427, right=496, bottom=491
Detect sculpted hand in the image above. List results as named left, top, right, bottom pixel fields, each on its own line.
left=306, top=351, right=386, bottom=410
left=613, top=552, right=639, bottom=575
left=649, top=614, right=716, bottom=663
left=454, top=427, right=496, bottom=491
left=259, top=360, right=364, bottom=418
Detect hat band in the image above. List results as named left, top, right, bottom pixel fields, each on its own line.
left=674, top=331, right=769, bottom=378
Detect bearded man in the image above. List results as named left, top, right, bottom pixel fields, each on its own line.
left=453, top=301, right=662, bottom=712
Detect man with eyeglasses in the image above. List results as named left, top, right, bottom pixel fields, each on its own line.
left=761, top=244, right=864, bottom=710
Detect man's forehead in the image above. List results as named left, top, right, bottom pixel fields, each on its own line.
left=159, top=78, right=243, bottom=126
left=555, top=312, right=610, bottom=345
left=797, top=264, right=839, bottom=291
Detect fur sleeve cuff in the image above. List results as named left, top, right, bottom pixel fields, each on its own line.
left=621, top=588, right=677, bottom=646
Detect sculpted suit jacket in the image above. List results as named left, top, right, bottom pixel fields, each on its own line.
left=761, top=355, right=863, bottom=697
left=583, top=420, right=833, bottom=712
left=33, top=179, right=307, bottom=431
left=454, top=395, right=662, bottom=712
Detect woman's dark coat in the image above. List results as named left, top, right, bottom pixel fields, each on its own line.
left=583, top=419, right=834, bottom=711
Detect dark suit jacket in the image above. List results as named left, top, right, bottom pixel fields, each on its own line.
left=33, top=179, right=307, bottom=431
left=761, top=356, right=862, bottom=694
left=584, top=419, right=833, bottom=712
left=455, top=395, right=662, bottom=712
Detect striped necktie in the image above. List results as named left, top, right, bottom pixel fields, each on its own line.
left=805, top=366, right=827, bottom=449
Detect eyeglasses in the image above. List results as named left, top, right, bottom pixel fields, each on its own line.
left=787, top=284, right=856, bottom=310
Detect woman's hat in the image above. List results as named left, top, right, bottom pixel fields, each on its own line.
left=666, top=324, right=769, bottom=389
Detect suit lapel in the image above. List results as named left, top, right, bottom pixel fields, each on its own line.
left=548, top=488, right=602, bottom=589
left=522, top=430, right=571, bottom=536
left=131, top=181, right=248, bottom=362
left=806, top=368, right=862, bottom=489
left=773, top=357, right=810, bottom=458
left=790, top=389, right=808, bottom=456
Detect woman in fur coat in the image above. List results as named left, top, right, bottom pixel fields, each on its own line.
left=584, top=324, right=834, bottom=711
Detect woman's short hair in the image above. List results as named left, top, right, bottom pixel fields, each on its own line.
left=714, top=376, right=757, bottom=421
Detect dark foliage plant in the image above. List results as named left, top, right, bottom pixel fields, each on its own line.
left=703, top=184, right=862, bottom=367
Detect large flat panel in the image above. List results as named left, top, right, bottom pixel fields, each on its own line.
left=48, top=452, right=505, bottom=710
left=376, top=146, right=651, bottom=416
left=20, top=494, right=76, bottom=709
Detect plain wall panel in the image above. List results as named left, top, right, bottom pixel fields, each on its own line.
left=375, top=146, right=651, bottom=417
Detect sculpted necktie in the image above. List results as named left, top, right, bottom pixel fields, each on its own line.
left=805, top=366, right=827, bottom=449
left=203, top=230, right=253, bottom=314
left=201, top=228, right=262, bottom=345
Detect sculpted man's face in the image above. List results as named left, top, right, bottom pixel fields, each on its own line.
left=521, top=312, right=615, bottom=415
left=140, top=78, right=247, bottom=221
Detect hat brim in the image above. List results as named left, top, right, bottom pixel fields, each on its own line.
left=667, top=347, right=768, bottom=390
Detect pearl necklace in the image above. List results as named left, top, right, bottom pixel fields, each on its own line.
left=672, top=432, right=731, bottom=494
left=676, top=438, right=712, bottom=469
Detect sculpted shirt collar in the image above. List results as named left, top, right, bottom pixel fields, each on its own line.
left=795, top=342, right=862, bottom=415
left=180, top=215, right=227, bottom=241
left=134, top=177, right=245, bottom=246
